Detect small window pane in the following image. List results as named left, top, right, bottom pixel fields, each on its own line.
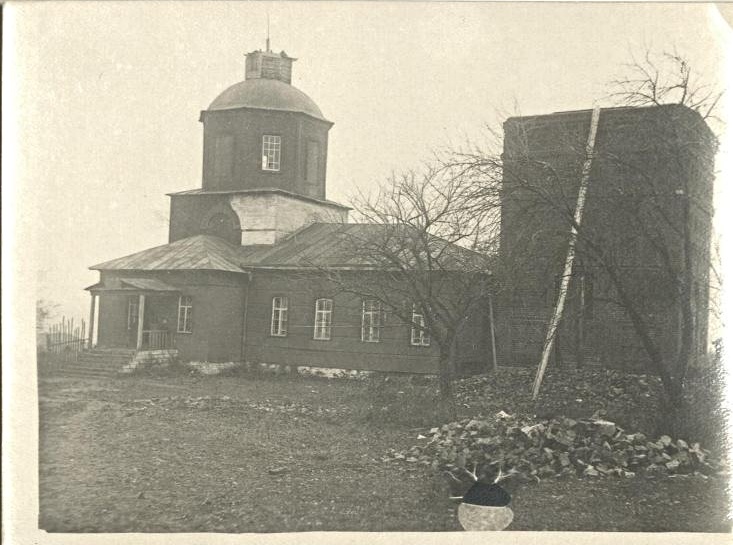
left=361, top=299, right=382, bottom=342
left=314, top=298, right=333, bottom=340
left=177, top=295, right=193, bottom=333
left=262, top=135, right=281, bottom=171
left=271, top=296, right=288, bottom=336
left=410, top=305, right=430, bottom=346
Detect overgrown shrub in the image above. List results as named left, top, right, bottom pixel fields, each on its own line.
left=675, top=361, right=730, bottom=453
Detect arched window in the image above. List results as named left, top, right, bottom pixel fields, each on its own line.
left=201, top=210, right=240, bottom=244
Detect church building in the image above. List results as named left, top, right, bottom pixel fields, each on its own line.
left=86, top=46, right=492, bottom=374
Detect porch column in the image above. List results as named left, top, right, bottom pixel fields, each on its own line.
left=88, top=293, right=97, bottom=349
left=136, top=294, right=146, bottom=350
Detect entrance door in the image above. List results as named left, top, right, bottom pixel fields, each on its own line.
left=125, top=295, right=141, bottom=348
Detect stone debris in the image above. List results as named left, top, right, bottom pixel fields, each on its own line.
left=385, top=411, right=721, bottom=481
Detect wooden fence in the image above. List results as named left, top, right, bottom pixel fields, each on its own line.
left=41, top=317, right=88, bottom=362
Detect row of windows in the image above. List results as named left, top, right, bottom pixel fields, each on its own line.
left=271, top=297, right=431, bottom=347
left=127, top=295, right=192, bottom=334
left=125, top=295, right=430, bottom=347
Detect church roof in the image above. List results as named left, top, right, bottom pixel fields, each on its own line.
left=91, top=224, right=488, bottom=274
left=206, top=78, right=329, bottom=123
left=242, top=223, right=488, bottom=271
left=90, top=234, right=246, bottom=273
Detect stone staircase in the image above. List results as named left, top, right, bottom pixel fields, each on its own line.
left=60, top=348, right=136, bottom=378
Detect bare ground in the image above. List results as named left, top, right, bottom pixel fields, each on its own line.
left=38, top=371, right=731, bottom=533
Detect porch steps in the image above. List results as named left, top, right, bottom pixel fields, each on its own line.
left=61, top=348, right=136, bottom=378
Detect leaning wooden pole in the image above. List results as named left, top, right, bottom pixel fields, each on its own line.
left=488, top=295, right=498, bottom=371
left=532, top=105, right=601, bottom=400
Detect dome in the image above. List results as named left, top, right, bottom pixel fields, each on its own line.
left=207, top=78, right=329, bottom=122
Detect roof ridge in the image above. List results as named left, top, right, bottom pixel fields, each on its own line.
left=198, top=234, right=246, bottom=270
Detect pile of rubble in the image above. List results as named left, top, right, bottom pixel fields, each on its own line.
left=385, top=411, right=722, bottom=481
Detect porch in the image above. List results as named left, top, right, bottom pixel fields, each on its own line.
left=87, top=277, right=184, bottom=352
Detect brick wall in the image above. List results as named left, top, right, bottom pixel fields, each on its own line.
left=497, top=105, right=715, bottom=369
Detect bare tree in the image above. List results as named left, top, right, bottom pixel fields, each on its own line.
left=609, top=48, right=723, bottom=122
left=324, top=164, right=497, bottom=410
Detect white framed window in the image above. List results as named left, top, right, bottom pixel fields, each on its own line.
left=177, top=295, right=193, bottom=333
left=313, top=298, right=333, bottom=340
left=410, top=305, right=430, bottom=347
left=127, top=296, right=139, bottom=331
left=262, top=135, right=281, bottom=171
left=361, top=299, right=382, bottom=343
left=271, top=296, right=288, bottom=336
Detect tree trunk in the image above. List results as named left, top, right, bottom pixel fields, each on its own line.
left=602, top=263, right=678, bottom=396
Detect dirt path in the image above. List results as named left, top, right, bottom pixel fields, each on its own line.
left=39, top=375, right=456, bottom=532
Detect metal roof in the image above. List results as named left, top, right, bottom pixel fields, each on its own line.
left=206, top=78, right=330, bottom=123
left=240, top=223, right=488, bottom=271
left=91, top=224, right=488, bottom=273
left=90, top=235, right=245, bottom=273
left=85, top=277, right=180, bottom=292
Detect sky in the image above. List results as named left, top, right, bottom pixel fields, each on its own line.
left=4, top=1, right=732, bottom=327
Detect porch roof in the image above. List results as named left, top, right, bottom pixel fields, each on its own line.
left=85, top=277, right=180, bottom=292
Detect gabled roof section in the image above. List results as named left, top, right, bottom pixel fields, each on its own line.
left=90, top=235, right=246, bottom=273
left=240, top=223, right=488, bottom=271
left=90, top=224, right=488, bottom=274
